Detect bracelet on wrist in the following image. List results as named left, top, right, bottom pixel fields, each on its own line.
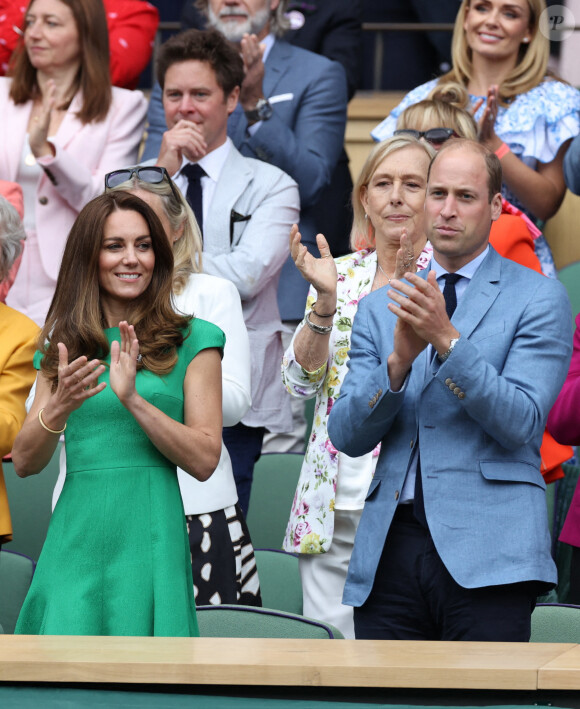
left=38, top=408, right=67, bottom=434
left=305, top=310, right=333, bottom=335
left=311, top=301, right=337, bottom=318
left=495, top=142, right=510, bottom=160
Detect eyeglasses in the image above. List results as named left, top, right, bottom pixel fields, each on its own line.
left=394, top=128, right=457, bottom=146
left=104, top=166, right=181, bottom=204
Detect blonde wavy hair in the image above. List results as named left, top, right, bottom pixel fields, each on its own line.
left=106, top=176, right=202, bottom=295
left=439, top=0, right=550, bottom=106
left=350, top=136, right=436, bottom=251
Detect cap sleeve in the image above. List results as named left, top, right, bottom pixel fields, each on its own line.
left=181, top=317, right=226, bottom=367
left=32, top=350, right=44, bottom=370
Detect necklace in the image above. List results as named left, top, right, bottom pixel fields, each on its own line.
left=377, top=262, right=393, bottom=284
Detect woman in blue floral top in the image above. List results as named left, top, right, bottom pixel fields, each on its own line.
left=372, top=0, right=580, bottom=277
left=281, top=135, right=434, bottom=637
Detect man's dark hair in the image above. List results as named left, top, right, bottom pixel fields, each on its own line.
left=156, top=28, right=244, bottom=96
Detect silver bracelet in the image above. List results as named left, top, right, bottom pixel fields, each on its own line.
left=305, top=310, right=333, bottom=335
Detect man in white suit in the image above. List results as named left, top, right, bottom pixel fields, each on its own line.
left=154, top=28, right=300, bottom=514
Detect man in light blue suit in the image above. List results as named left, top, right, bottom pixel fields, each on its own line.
left=327, top=140, right=573, bottom=641
left=153, top=28, right=299, bottom=514
left=143, top=0, right=347, bottom=323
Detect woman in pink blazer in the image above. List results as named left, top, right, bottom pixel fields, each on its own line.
left=0, top=0, right=147, bottom=325
left=547, top=312, right=580, bottom=602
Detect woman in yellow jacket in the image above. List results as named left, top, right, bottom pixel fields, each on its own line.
left=0, top=190, right=38, bottom=546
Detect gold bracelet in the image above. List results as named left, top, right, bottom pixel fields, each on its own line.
left=38, top=408, right=67, bottom=434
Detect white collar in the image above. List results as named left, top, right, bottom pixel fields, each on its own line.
left=176, top=136, right=232, bottom=184
left=431, top=246, right=490, bottom=282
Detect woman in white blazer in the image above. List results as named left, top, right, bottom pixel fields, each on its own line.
left=0, top=0, right=147, bottom=325
left=49, top=166, right=261, bottom=606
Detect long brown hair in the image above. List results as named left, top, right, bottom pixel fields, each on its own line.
left=9, top=0, right=112, bottom=123
left=106, top=174, right=203, bottom=295
left=39, top=192, right=190, bottom=387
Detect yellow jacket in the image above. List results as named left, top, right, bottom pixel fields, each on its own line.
left=0, top=303, right=38, bottom=544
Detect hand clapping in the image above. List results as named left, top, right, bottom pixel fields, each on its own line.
left=54, top=342, right=106, bottom=413
left=109, top=322, right=140, bottom=406
left=289, top=224, right=337, bottom=300
left=29, top=79, right=57, bottom=159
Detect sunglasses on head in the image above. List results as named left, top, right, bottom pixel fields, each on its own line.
left=104, top=166, right=181, bottom=203
left=394, top=128, right=457, bottom=145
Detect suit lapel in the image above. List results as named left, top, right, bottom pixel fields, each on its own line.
left=262, top=39, right=291, bottom=98
left=205, top=146, right=253, bottom=253
left=451, top=248, right=501, bottom=339
left=227, top=39, right=292, bottom=148
left=420, top=248, right=501, bottom=391
left=53, top=92, right=84, bottom=149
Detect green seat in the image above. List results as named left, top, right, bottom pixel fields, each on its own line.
left=247, top=453, right=303, bottom=549
left=3, top=445, right=62, bottom=561
left=0, top=550, right=35, bottom=634
left=531, top=603, right=580, bottom=642
left=254, top=549, right=302, bottom=615
left=196, top=604, right=344, bottom=639
left=558, top=260, right=580, bottom=322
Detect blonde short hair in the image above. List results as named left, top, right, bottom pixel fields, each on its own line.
left=351, top=136, right=435, bottom=251
left=440, top=0, right=550, bottom=105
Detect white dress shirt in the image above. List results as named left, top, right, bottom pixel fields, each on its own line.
left=173, top=138, right=232, bottom=225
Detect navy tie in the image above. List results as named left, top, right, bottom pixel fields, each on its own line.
left=181, top=163, right=206, bottom=237
left=442, top=272, right=462, bottom=319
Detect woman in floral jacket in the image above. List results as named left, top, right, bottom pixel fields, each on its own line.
left=282, top=135, right=434, bottom=637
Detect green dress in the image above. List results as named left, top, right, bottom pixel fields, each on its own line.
left=15, top=318, right=225, bottom=637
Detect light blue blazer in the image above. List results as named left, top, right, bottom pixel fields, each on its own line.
left=327, top=247, right=573, bottom=607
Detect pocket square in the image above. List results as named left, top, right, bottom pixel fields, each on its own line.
left=269, top=93, right=294, bottom=104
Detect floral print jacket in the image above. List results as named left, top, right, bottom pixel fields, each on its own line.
left=281, top=245, right=432, bottom=554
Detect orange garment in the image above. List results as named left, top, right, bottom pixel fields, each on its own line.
left=489, top=214, right=543, bottom=274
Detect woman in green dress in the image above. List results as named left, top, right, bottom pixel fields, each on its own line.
left=12, top=190, right=224, bottom=636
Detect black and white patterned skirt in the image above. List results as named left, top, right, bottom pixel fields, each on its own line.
left=186, top=503, right=262, bottom=606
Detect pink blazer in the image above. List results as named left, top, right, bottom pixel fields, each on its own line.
left=0, top=78, right=147, bottom=281
left=547, top=312, right=580, bottom=546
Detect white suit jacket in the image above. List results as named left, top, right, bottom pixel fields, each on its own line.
left=201, top=144, right=300, bottom=432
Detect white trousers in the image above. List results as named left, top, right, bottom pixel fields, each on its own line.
left=298, top=507, right=362, bottom=639
left=262, top=324, right=307, bottom=454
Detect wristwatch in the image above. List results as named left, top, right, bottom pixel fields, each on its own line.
left=244, top=98, right=273, bottom=123
left=438, top=337, right=460, bottom=362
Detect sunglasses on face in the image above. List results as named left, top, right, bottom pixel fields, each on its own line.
left=104, top=166, right=181, bottom=203
left=394, top=128, right=458, bottom=145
